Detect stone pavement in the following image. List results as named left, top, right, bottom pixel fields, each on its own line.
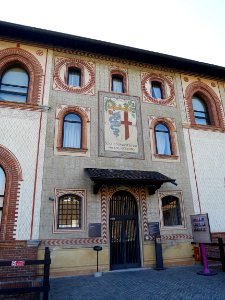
left=49, top=266, right=225, bottom=300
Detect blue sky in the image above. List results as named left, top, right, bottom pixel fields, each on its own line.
left=1, top=0, right=225, bottom=67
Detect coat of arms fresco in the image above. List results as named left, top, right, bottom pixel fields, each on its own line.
left=99, top=92, right=144, bottom=159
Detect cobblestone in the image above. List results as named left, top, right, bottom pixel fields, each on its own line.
left=50, top=266, right=225, bottom=299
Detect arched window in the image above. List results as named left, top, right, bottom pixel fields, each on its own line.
left=63, top=113, right=82, bottom=149
left=58, top=194, right=82, bottom=229
left=192, top=95, right=210, bottom=125
left=0, top=167, right=6, bottom=226
left=155, top=123, right=172, bottom=155
left=151, top=81, right=163, bottom=99
left=0, top=66, right=29, bottom=103
left=111, top=74, right=124, bottom=93
left=67, top=67, right=81, bottom=87
left=162, top=195, right=182, bottom=226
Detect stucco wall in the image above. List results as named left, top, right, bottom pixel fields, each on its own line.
left=40, top=50, right=194, bottom=243
left=183, top=128, right=225, bottom=232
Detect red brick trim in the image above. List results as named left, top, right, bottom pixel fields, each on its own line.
left=0, top=48, right=43, bottom=105
left=57, top=106, right=89, bottom=151
left=110, top=69, right=128, bottom=93
left=0, top=145, right=22, bottom=240
left=149, top=234, right=192, bottom=241
left=142, top=73, right=175, bottom=106
left=150, top=118, right=178, bottom=158
left=54, top=57, right=95, bottom=94
left=42, top=186, right=148, bottom=246
left=185, top=81, right=225, bottom=128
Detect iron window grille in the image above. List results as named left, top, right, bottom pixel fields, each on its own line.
left=162, top=195, right=182, bottom=226
left=58, top=194, right=82, bottom=229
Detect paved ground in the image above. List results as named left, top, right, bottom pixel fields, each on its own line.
left=49, top=266, right=225, bottom=300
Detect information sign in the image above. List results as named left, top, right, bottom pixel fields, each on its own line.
left=190, top=214, right=211, bottom=243
left=148, top=222, right=160, bottom=235
left=89, top=223, right=101, bottom=238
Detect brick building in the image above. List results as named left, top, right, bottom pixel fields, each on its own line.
left=0, top=21, right=224, bottom=276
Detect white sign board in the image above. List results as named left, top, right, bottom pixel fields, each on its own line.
left=190, top=214, right=211, bottom=243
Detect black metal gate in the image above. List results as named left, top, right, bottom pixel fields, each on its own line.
left=109, top=191, right=141, bottom=270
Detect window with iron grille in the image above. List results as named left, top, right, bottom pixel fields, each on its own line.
left=58, top=194, right=81, bottom=229
left=161, top=195, right=182, bottom=226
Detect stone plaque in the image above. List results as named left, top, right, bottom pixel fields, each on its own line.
left=89, top=223, right=101, bottom=238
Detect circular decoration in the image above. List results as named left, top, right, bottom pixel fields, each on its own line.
left=54, top=58, right=95, bottom=94
left=211, top=82, right=216, bottom=87
left=141, top=73, right=175, bottom=106
left=36, top=50, right=44, bottom=56
left=184, top=77, right=189, bottom=82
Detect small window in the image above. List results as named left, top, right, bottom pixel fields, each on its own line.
left=155, top=123, right=172, bottom=155
left=0, top=167, right=6, bottom=225
left=152, top=81, right=163, bottom=99
left=162, top=195, right=182, bottom=226
left=67, top=67, right=81, bottom=87
left=112, top=75, right=124, bottom=93
left=192, top=95, right=210, bottom=125
left=58, top=194, right=81, bottom=229
left=0, top=66, right=29, bottom=103
left=63, top=113, right=82, bottom=149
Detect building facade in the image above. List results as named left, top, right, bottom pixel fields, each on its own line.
left=0, top=35, right=52, bottom=260
left=0, top=21, right=224, bottom=276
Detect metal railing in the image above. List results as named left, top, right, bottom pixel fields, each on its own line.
left=0, top=246, right=51, bottom=300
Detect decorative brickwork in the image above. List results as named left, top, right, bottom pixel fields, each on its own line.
left=54, top=48, right=175, bottom=73
left=42, top=185, right=148, bottom=246
left=42, top=183, right=192, bottom=246
left=0, top=145, right=22, bottom=240
left=56, top=106, right=90, bottom=153
left=148, top=234, right=193, bottom=241
left=139, top=188, right=149, bottom=237
left=53, top=57, right=95, bottom=95
left=0, top=47, right=43, bottom=106
left=141, top=72, right=175, bottom=106
left=185, top=81, right=225, bottom=128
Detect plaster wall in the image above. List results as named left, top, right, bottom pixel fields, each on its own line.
left=40, top=51, right=194, bottom=243
left=183, top=128, right=225, bottom=232
left=0, top=41, right=53, bottom=240
left=0, top=108, right=47, bottom=239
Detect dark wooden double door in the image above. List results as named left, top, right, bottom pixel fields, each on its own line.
left=109, top=191, right=141, bottom=270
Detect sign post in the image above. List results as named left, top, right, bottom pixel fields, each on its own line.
left=148, top=222, right=164, bottom=271
left=93, top=246, right=102, bottom=277
left=190, top=214, right=217, bottom=276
